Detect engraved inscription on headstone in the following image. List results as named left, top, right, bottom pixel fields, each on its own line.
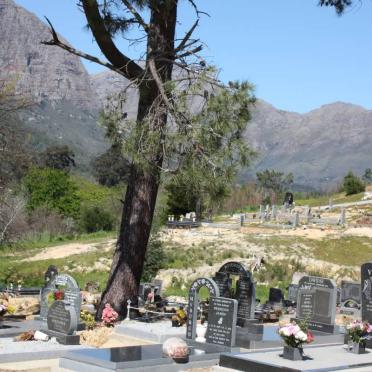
left=206, top=297, right=238, bottom=347
left=361, top=263, right=372, bottom=322
left=186, top=277, right=219, bottom=340
left=47, top=300, right=77, bottom=335
left=296, top=275, right=337, bottom=333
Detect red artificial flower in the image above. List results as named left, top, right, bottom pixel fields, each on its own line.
left=306, top=331, right=314, bottom=343
left=54, top=290, right=64, bottom=300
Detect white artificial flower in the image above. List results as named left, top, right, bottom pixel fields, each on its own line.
left=295, top=330, right=307, bottom=342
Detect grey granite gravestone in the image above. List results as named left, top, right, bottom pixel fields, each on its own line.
left=206, top=297, right=238, bottom=347
left=44, top=300, right=80, bottom=344
left=218, top=262, right=256, bottom=327
left=287, top=284, right=298, bottom=303
left=361, top=263, right=372, bottom=322
left=295, top=275, right=337, bottom=333
left=341, top=281, right=360, bottom=304
left=186, top=277, right=220, bottom=340
left=38, top=266, right=59, bottom=321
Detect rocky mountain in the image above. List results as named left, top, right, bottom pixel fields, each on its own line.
left=91, top=70, right=372, bottom=189
left=1, top=0, right=371, bottom=188
left=0, top=0, right=106, bottom=171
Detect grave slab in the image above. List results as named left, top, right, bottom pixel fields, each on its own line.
left=59, top=343, right=227, bottom=372
left=219, top=344, right=372, bottom=372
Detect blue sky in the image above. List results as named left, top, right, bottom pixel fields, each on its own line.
left=15, top=0, right=372, bottom=113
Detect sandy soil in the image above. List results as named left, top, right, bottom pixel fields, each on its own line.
left=21, top=239, right=116, bottom=262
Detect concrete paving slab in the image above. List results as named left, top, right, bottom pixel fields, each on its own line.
left=220, top=344, right=372, bottom=371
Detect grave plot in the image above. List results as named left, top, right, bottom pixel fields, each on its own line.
left=295, top=275, right=338, bottom=334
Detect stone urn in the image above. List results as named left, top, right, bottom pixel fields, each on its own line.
left=282, top=345, right=303, bottom=361
left=195, top=323, right=207, bottom=343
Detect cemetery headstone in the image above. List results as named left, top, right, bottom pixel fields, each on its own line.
left=205, top=297, right=238, bottom=347
left=296, top=275, right=337, bottom=333
left=284, top=192, right=294, bottom=207
left=186, top=277, right=220, bottom=340
left=341, top=281, right=360, bottom=304
left=268, top=288, right=284, bottom=304
left=44, top=300, right=80, bottom=344
left=361, top=263, right=372, bottom=322
left=272, top=205, right=277, bottom=220
left=217, top=262, right=255, bottom=327
left=39, top=266, right=59, bottom=321
left=213, top=272, right=231, bottom=298
left=287, top=284, right=298, bottom=303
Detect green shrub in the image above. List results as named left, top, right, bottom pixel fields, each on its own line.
left=343, top=171, right=365, bottom=195
left=23, top=167, right=80, bottom=218
left=141, top=236, right=165, bottom=282
left=80, top=206, right=115, bottom=233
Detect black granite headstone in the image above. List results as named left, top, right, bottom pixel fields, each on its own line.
left=213, top=272, right=232, bottom=298
left=217, top=262, right=255, bottom=327
left=296, top=275, right=337, bottom=333
left=206, top=297, right=238, bottom=347
left=361, top=263, right=372, bottom=322
left=268, top=288, right=284, bottom=303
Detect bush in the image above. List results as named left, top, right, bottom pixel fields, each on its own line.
left=343, top=171, right=365, bottom=195
left=141, top=236, right=165, bottom=282
left=23, top=168, right=81, bottom=218
left=80, top=206, right=115, bottom=233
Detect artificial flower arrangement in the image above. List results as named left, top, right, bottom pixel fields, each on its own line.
left=346, top=320, right=372, bottom=345
left=0, top=302, right=8, bottom=316
left=101, top=303, right=119, bottom=327
left=278, top=320, right=314, bottom=348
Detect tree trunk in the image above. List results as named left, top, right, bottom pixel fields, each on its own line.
left=96, top=0, right=178, bottom=320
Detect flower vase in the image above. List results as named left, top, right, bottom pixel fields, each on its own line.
left=282, top=345, right=303, bottom=361
left=351, top=342, right=366, bottom=354
left=195, top=324, right=207, bottom=343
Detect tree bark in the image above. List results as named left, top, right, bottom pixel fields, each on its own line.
left=96, top=0, right=178, bottom=319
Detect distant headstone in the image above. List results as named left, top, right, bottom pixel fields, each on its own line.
left=296, top=275, right=337, bottom=333
left=337, top=288, right=341, bottom=305
left=272, top=205, right=277, bottom=219
left=186, top=277, right=219, bottom=340
left=284, top=192, right=294, bottom=207
left=287, top=284, right=298, bottom=303
left=206, top=297, right=238, bottom=347
left=213, top=272, right=231, bottom=298
left=339, top=208, right=346, bottom=225
left=44, top=300, right=79, bottom=344
left=361, top=263, right=372, bottom=322
left=268, top=288, right=284, bottom=304
left=218, top=262, right=255, bottom=327
left=341, top=281, right=360, bottom=304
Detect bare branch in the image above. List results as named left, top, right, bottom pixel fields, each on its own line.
left=175, top=20, right=199, bottom=52
left=121, top=0, right=149, bottom=32
left=80, top=0, right=144, bottom=80
left=176, top=45, right=203, bottom=59
left=187, top=0, right=210, bottom=17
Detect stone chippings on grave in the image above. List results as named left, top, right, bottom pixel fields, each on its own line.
left=186, top=277, right=220, bottom=340
left=43, top=300, right=80, bottom=344
left=296, top=275, right=337, bottom=333
left=205, top=297, right=238, bottom=347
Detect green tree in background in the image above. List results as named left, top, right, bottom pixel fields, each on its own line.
left=256, top=169, right=293, bottom=203
left=363, top=168, right=372, bottom=184
left=343, top=171, right=365, bottom=195
left=92, top=144, right=130, bottom=187
left=23, top=168, right=81, bottom=218
left=39, top=145, right=76, bottom=171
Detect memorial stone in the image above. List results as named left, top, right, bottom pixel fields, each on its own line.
left=186, top=277, right=219, bottom=340
left=268, top=288, right=284, bottom=304
left=296, top=275, right=337, bottom=333
left=287, top=284, right=298, bottom=303
left=44, top=300, right=80, bottom=344
left=341, top=281, right=360, bottom=304
left=361, top=263, right=372, bottom=322
left=213, top=272, right=231, bottom=298
left=218, top=262, right=255, bottom=327
left=206, top=297, right=238, bottom=347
